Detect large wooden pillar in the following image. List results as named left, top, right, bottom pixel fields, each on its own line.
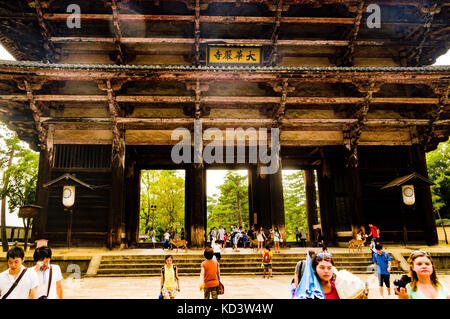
left=304, top=169, right=319, bottom=241
left=108, top=131, right=126, bottom=249
left=32, top=148, right=51, bottom=240
left=269, top=162, right=286, bottom=240
left=346, top=165, right=365, bottom=234
left=124, top=160, right=140, bottom=248
left=185, top=165, right=206, bottom=247
left=411, top=144, right=438, bottom=245
left=317, top=150, right=336, bottom=245
left=248, top=163, right=285, bottom=239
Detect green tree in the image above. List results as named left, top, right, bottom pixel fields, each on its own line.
left=207, top=171, right=249, bottom=231
left=426, top=140, right=450, bottom=220
left=0, top=125, right=36, bottom=252
left=283, top=171, right=308, bottom=241
left=140, top=170, right=185, bottom=240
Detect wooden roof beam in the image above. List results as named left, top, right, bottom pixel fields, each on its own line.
left=0, top=94, right=448, bottom=105
left=40, top=13, right=450, bottom=28
left=49, top=36, right=447, bottom=48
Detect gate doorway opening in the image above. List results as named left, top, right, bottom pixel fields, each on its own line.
left=206, top=169, right=249, bottom=246
left=139, top=170, right=185, bottom=244
left=282, top=169, right=320, bottom=244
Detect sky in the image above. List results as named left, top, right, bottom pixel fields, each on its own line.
left=0, top=46, right=449, bottom=227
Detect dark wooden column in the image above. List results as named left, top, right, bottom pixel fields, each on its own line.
left=186, top=165, right=206, bottom=247
left=247, top=167, right=255, bottom=228
left=346, top=165, right=365, bottom=234
left=304, top=169, right=319, bottom=241
left=249, top=166, right=271, bottom=231
left=32, top=148, right=51, bottom=240
left=269, top=162, right=286, bottom=240
left=411, top=144, right=438, bottom=245
left=124, top=161, right=140, bottom=248
left=248, top=163, right=286, bottom=239
left=108, top=133, right=126, bottom=249
left=317, top=150, right=336, bottom=245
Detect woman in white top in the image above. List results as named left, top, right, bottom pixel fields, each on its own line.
left=257, top=227, right=267, bottom=251
left=272, top=226, right=281, bottom=253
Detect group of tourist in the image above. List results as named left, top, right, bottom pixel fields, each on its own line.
left=208, top=224, right=283, bottom=253
left=0, top=246, right=63, bottom=299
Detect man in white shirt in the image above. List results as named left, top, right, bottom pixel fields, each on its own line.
left=0, top=247, right=39, bottom=299
left=32, top=246, right=63, bottom=299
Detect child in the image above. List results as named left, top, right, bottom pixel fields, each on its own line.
left=213, top=241, right=222, bottom=261
left=242, top=231, right=248, bottom=248
left=262, top=245, right=273, bottom=279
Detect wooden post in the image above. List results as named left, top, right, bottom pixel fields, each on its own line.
left=186, top=165, right=206, bottom=248
left=317, top=151, right=336, bottom=246
left=124, top=161, right=140, bottom=248
left=347, top=165, right=364, bottom=235
left=304, top=169, right=319, bottom=241
left=67, top=208, right=73, bottom=249
left=269, top=161, right=286, bottom=242
left=109, top=131, right=126, bottom=249
left=33, top=148, right=51, bottom=240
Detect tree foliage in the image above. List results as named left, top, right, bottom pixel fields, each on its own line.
left=207, top=171, right=249, bottom=231
left=282, top=171, right=308, bottom=241
left=426, top=140, right=450, bottom=220
left=139, top=170, right=185, bottom=240
left=2, top=151, right=39, bottom=211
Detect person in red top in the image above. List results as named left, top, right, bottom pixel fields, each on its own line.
left=200, top=246, right=220, bottom=299
left=312, top=252, right=340, bottom=299
left=368, top=224, right=380, bottom=243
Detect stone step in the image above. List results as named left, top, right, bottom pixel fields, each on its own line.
left=99, top=256, right=373, bottom=263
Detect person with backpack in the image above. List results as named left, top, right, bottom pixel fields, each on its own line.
left=32, top=246, right=63, bottom=299
left=372, top=243, right=391, bottom=298
left=262, top=245, right=273, bottom=279
left=160, top=255, right=180, bottom=299
left=293, top=250, right=317, bottom=293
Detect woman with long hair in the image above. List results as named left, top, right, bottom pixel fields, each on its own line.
left=311, top=252, right=340, bottom=299
left=257, top=226, right=267, bottom=251
left=396, top=250, right=449, bottom=299
left=272, top=226, right=281, bottom=253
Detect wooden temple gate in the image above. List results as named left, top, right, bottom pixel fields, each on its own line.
left=0, top=0, right=448, bottom=248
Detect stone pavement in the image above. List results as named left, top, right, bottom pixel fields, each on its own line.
left=61, top=273, right=450, bottom=299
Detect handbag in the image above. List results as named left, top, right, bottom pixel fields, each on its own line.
left=38, top=265, right=53, bottom=299
left=217, top=281, right=224, bottom=295
left=217, top=262, right=224, bottom=295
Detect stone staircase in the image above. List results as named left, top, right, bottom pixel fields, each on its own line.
left=95, top=252, right=389, bottom=277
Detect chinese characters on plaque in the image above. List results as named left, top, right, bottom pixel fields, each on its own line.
left=207, top=46, right=262, bottom=65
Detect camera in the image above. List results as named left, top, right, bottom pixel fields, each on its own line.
left=393, top=275, right=411, bottom=289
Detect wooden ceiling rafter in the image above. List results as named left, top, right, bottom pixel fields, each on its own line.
left=421, top=83, right=450, bottom=150
left=339, top=0, right=365, bottom=67
left=20, top=79, right=47, bottom=150
left=343, top=80, right=380, bottom=167
left=193, top=0, right=201, bottom=65
left=268, top=0, right=284, bottom=66
left=406, top=2, right=441, bottom=66
left=27, top=0, right=58, bottom=62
